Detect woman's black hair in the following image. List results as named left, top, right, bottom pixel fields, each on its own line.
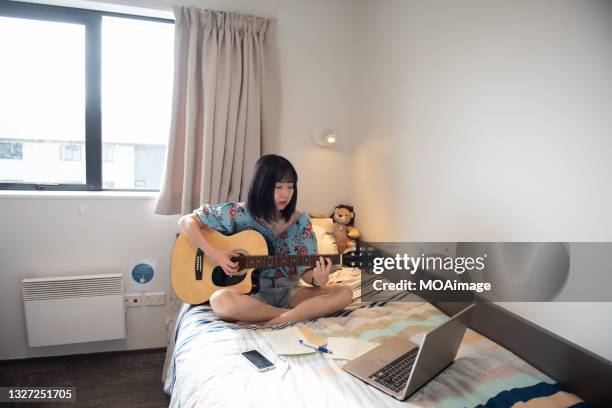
left=247, top=154, right=298, bottom=222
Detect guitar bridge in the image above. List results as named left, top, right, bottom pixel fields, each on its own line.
left=195, top=249, right=203, bottom=280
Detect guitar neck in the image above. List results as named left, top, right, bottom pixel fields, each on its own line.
left=236, top=254, right=342, bottom=269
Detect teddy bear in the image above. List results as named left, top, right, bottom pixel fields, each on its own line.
left=330, top=205, right=361, bottom=253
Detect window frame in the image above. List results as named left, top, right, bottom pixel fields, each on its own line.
left=0, top=1, right=173, bottom=192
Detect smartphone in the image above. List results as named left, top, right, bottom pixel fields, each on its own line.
left=241, top=350, right=275, bottom=372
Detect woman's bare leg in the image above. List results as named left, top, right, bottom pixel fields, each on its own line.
left=209, top=288, right=287, bottom=323
left=264, top=284, right=353, bottom=325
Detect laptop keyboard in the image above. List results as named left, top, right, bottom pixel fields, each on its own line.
left=368, top=347, right=420, bottom=393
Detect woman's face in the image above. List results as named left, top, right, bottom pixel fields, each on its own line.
left=274, top=181, right=294, bottom=211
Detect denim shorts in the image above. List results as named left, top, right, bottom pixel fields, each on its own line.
left=251, top=276, right=300, bottom=308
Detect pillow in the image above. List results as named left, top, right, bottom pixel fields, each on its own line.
left=312, top=223, right=338, bottom=255
left=310, top=217, right=334, bottom=234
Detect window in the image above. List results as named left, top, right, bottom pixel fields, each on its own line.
left=0, top=10, right=86, bottom=186
left=60, top=144, right=83, bottom=161
left=101, top=17, right=173, bottom=190
left=0, top=142, right=23, bottom=160
left=0, top=2, right=173, bottom=191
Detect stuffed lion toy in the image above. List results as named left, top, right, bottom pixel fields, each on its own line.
left=331, top=205, right=361, bottom=253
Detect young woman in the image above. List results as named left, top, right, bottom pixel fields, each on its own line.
left=178, top=154, right=353, bottom=325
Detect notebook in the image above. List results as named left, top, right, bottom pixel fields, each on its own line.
left=261, top=327, right=315, bottom=355
left=299, top=326, right=326, bottom=347
left=327, top=337, right=380, bottom=360
left=262, top=327, right=379, bottom=359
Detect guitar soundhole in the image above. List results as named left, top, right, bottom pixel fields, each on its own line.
left=211, top=267, right=247, bottom=287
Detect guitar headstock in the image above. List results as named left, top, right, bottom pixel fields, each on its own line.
left=341, top=245, right=380, bottom=271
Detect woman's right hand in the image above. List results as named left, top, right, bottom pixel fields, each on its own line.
left=211, top=249, right=240, bottom=276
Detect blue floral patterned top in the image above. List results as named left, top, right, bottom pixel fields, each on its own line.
left=193, top=202, right=318, bottom=279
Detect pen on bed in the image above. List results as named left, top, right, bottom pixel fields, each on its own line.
left=298, top=339, right=333, bottom=354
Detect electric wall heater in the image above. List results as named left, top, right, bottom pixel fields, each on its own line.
left=21, top=273, right=125, bottom=347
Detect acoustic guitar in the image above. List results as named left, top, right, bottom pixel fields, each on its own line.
left=171, top=228, right=373, bottom=305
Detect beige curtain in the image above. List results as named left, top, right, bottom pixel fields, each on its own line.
left=155, top=7, right=280, bottom=215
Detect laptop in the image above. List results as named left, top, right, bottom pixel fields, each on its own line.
left=343, top=303, right=475, bottom=400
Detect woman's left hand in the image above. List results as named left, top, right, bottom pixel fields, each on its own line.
left=313, top=256, right=332, bottom=286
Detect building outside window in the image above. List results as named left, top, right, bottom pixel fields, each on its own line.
left=59, top=143, right=82, bottom=161
left=0, top=142, right=23, bottom=160
left=102, top=144, right=115, bottom=163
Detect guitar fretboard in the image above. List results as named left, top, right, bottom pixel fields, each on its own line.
left=235, top=254, right=341, bottom=269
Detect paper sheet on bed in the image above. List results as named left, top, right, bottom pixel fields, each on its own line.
left=262, top=327, right=316, bottom=355
left=327, top=337, right=380, bottom=360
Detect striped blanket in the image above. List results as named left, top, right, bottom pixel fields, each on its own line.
left=162, top=269, right=586, bottom=407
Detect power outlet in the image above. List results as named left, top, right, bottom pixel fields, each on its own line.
left=124, top=293, right=142, bottom=307
left=144, top=292, right=166, bottom=306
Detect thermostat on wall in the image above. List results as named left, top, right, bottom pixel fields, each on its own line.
left=131, top=262, right=154, bottom=284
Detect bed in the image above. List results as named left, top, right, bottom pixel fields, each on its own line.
left=162, top=220, right=587, bottom=407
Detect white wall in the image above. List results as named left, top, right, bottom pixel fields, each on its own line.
left=353, top=0, right=612, bottom=360
left=0, top=0, right=357, bottom=359
left=2, top=0, right=611, bottom=362
left=0, top=194, right=179, bottom=359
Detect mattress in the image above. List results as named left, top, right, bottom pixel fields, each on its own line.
left=162, top=269, right=586, bottom=408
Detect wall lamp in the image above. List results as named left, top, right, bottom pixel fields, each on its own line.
left=312, top=126, right=338, bottom=147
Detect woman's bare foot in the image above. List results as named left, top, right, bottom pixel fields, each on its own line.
left=262, top=285, right=353, bottom=325
left=262, top=315, right=287, bottom=325
left=231, top=308, right=289, bottom=326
